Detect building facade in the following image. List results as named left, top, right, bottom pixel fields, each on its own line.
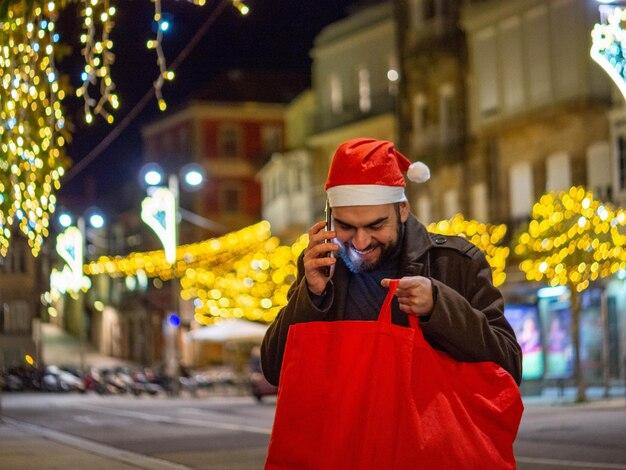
left=460, top=0, right=625, bottom=387
left=394, top=0, right=467, bottom=223
left=308, top=1, right=400, bottom=208
left=0, top=236, right=43, bottom=368
left=258, top=91, right=317, bottom=241
left=142, top=101, right=286, bottom=241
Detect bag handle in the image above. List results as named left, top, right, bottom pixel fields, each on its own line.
left=378, top=279, right=418, bottom=329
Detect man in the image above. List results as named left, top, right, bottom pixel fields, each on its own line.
left=261, top=138, right=522, bottom=386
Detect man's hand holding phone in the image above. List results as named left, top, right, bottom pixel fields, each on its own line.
left=303, top=221, right=338, bottom=296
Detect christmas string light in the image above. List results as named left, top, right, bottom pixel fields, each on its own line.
left=181, top=234, right=308, bottom=325
left=76, top=0, right=118, bottom=124
left=0, top=2, right=70, bottom=256
left=84, top=221, right=272, bottom=280
left=515, top=187, right=626, bottom=293
left=147, top=0, right=249, bottom=111
left=427, top=214, right=509, bottom=287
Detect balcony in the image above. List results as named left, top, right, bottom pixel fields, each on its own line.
left=411, top=123, right=463, bottom=160
left=315, top=92, right=396, bottom=134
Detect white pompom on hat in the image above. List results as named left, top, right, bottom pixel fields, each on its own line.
left=324, top=138, right=430, bottom=207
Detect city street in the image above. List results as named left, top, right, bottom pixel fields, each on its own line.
left=1, top=393, right=625, bottom=469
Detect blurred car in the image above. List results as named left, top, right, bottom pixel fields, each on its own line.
left=42, top=365, right=85, bottom=393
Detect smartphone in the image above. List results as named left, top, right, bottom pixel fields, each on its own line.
left=323, top=200, right=335, bottom=278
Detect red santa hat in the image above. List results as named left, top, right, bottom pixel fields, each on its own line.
left=324, top=138, right=430, bottom=207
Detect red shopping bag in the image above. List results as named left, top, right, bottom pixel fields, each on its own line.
left=265, top=279, right=523, bottom=470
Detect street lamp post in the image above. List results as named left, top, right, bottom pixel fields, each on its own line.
left=140, top=163, right=205, bottom=396
left=51, top=208, right=105, bottom=372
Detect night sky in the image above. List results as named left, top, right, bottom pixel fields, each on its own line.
left=59, top=0, right=384, bottom=213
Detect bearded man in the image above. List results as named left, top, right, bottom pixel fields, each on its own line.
left=261, top=138, right=521, bottom=386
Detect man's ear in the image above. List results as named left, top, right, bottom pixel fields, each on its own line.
left=398, top=201, right=410, bottom=223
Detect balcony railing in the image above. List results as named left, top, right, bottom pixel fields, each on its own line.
left=315, top=92, right=396, bottom=133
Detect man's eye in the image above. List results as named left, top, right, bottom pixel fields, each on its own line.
left=369, top=224, right=383, bottom=230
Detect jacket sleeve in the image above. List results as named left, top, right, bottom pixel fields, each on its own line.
left=420, top=250, right=523, bottom=384
left=261, top=254, right=334, bottom=386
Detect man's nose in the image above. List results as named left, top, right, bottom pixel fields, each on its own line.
left=352, top=229, right=370, bottom=251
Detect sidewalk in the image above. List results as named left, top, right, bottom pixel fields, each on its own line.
left=0, top=417, right=187, bottom=470
left=522, top=385, right=626, bottom=407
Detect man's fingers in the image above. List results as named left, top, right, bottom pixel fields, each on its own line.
left=304, top=257, right=336, bottom=270
left=304, top=242, right=339, bottom=259
left=307, top=230, right=336, bottom=248
left=308, top=221, right=326, bottom=237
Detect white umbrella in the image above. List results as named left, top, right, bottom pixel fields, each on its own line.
left=187, top=318, right=269, bottom=343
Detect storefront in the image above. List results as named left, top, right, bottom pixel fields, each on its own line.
left=502, top=271, right=626, bottom=394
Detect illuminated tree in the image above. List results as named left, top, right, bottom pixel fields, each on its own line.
left=515, top=187, right=626, bottom=402
left=427, top=214, right=510, bottom=287
left=1, top=0, right=248, bottom=256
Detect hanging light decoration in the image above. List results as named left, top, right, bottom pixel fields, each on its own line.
left=84, top=221, right=272, bottom=280
left=181, top=234, right=307, bottom=325
left=76, top=0, right=119, bottom=123
left=0, top=2, right=70, bottom=256
left=147, top=0, right=249, bottom=111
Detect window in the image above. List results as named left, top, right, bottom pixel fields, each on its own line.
left=439, top=84, right=456, bottom=143
left=618, top=136, right=626, bottom=192
left=550, top=0, right=579, bottom=99
left=221, top=185, right=242, bottom=213
left=471, top=183, right=488, bottom=222
left=330, top=74, right=343, bottom=114
left=412, top=94, right=428, bottom=132
left=2, top=301, right=31, bottom=334
left=474, top=27, right=499, bottom=116
left=443, top=189, right=459, bottom=218
left=358, top=68, right=371, bottom=113
left=499, top=16, right=524, bottom=111
left=218, top=124, right=242, bottom=157
left=416, top=195, right=432, bottom=224
left=524, top=5, right=551, bottom=103
left=546, top=152, right=571, bottom=192
left=423, top=0, right=435, bottom=20
left=586, top=141, right=612, bottom=199
left=292, top=165, right=304, bottom=192
left=408, top=0, right=421, bottom=29
left=509, top=161, right=534, bottom=218
left=262, top=125, right=283, bottom=155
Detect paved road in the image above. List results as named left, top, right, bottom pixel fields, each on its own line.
left=1, top=393, right=625, bottom=469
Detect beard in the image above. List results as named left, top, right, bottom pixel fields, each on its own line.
left=337, top=223, right=403, bottom=274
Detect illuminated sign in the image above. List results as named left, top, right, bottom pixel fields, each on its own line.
left=591, top=6, right=626, bottom=100
left=141, top=187, right=177, bottom=265
left=51, top=226, right=91, bottom=298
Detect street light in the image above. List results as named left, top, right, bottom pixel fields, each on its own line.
left=58, top=211, right=72, bottom=228
left=139, top=162, right=206, bottom=395
left=50, top=208, right=106, bottom=372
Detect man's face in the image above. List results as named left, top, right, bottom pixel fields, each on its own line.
left=331, top=202, right=409, bottom=273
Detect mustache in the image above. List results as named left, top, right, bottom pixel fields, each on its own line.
left=345, top=242, right=380, bottom=253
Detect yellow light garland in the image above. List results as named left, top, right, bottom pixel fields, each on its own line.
left=77, top=0, right=118, bottom=123
left=427, top=214, right=510, bottom=287
left=181, top=234, right=307, bottom=324
left=0, top=2, right=70, bottom=256
left=84, top=221, right=272, bottom=280
left=148, top=0, right=249, bottom=111
left=515, top=186, right=626, bottom=292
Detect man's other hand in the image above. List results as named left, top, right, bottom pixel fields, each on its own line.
left=381, top=276, right=434, bottom=316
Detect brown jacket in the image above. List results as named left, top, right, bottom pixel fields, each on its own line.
left=261, top=215, right=522, bottom=386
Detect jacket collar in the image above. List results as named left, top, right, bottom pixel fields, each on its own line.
left=398, top=214, right=434, bottom=277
